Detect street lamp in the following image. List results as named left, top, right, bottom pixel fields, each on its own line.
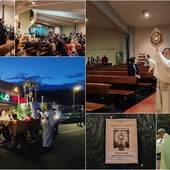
left=73, top=85, right=82, bottom=113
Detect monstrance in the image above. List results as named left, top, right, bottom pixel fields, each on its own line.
left=150, top=27, right=163, bottom=51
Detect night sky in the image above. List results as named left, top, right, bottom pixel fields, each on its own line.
left=0, top=57, right=85, bottom=90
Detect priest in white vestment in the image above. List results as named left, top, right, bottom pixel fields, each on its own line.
left=39, top=104, right=56, bottom=149
left=156, top=128, right=170, bottom=169
left=149, top=51, right=170, bottom=113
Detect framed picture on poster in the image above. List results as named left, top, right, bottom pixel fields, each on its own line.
left=105, top=119, right=138, bottom=164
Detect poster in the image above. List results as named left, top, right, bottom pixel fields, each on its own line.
left=116, top=52, right=123, bottom=64
left=105, top=119, right=138, bottom=164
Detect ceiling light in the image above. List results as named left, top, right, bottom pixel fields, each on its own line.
left=143, top=10, right=149, bottom=18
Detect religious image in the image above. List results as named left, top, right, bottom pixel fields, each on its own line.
left=113, top=130, right=129, bottom=150
left=105, top=119, right=138, bottom=164
left=86, top=114, right=156, bottom=169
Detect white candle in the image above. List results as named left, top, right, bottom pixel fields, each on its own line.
left=26, top=94, right=29, bottom=104
left=41, top=96, right=44, bottom=103
left=32, top=97, right=34, bottom=102
left=18, top=94, right=20, bottom=105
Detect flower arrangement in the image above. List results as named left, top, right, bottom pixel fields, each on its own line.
left=12, top=103, right=32, bottom=120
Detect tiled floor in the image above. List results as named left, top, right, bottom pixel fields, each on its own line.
left=124, top=93, right=155, bottom=114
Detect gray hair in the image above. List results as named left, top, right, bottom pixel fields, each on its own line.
left=157, top=128, right=166, bottom=134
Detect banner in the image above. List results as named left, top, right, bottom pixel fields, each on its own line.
left=105, top=119, right=138, bottom=164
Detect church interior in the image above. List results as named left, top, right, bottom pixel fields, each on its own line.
left=86, top=1, right=170, bottom=113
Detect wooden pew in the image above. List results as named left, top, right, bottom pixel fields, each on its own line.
left=86, top=82, right=110, bottom=96
left=0, top=40, right=14, bottom=56
left=25, top=47, right=35, bottom=54
left=87, top=75, right=137, bottom=85
left=39, top=51, right=48, bottom=56
left=94, top=67, right=149, bottom=72
left=86, top=70, right=154, bottom=87
left=86, top=64, right=107, bottom=70
left=86, top=83, right=115, bottom=111
left=87, top=70, right=153, bottom=79
left=86, top=71, right=128, bottom=76
left=86, top=75, right=137, bottom=96
left=86, top=102, right=106, bottom=112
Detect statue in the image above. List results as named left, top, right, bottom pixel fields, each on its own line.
left=23, top=79, right=38, bottom=102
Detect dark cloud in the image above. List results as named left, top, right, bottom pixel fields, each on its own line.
left=8, top=80, right=85, bottom=91
left=4, top=73, right=84, bottom=91
left=38, top=81, right=85, bottom=91
left=65, top=72, right=84, bottom=79
left=5, top=73, right=52, bottom=83
left=6, top=73, right=29, bottom=80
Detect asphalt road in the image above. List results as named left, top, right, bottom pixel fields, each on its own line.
left=0, top=123, right=85, bottom=169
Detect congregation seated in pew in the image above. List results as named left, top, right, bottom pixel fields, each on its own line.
left=86, top=61, right=156, bottom=113
left=15, top=32, right=86, bottom=57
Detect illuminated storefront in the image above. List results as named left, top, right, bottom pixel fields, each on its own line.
left=0, top=80, right=26, bottom=116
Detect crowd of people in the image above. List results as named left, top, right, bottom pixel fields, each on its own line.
left=0, top=102, right=85, bottom=151
left=86, top=54, right=109, bottom=65
left=15, top=32, right=85, bottom=57
left=0, top=104, right=61, bottom=151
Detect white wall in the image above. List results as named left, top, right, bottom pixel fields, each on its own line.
left=77, top=22, right=85, bottom=35
left=19, top=11, right=31, bottom=35
left=86, top=28, right=124, bottom=65
left=54, top=27, right=60, bottom=34
left=61, top=25, right=75, bottom=35
left=3, top=5, right=14, bottom=27
left=134, top=25, right=170, bottom=60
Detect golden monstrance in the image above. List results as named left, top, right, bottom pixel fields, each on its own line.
left=150, top=27, right=163, bottom=51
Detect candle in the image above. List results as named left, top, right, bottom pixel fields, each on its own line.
left=26, top=94, right=29, bottom=104
left=41, top=96, right=44, bottom=103
left=32, top=97, right=34, bottom=102
left=18, top=94, right=20, bottom=105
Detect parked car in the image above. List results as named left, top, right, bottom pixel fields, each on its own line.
left=60, top=113, right=78, bottom=124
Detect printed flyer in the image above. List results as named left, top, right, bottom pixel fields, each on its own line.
left=105, top=119, right=138, bottom=164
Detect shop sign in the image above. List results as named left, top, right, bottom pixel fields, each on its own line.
left=0, top=92, right=26, bottom=103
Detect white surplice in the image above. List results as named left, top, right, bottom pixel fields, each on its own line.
left=149, top=52, right=170, bottom=113
left=41, top=110, right=55, bottom=147
left=156, top=133, right=170, bottom=169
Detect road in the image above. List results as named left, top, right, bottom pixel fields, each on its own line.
left=0, top=123, right=85, bottom=169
